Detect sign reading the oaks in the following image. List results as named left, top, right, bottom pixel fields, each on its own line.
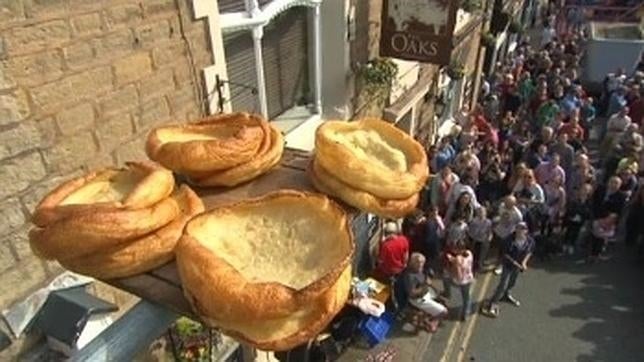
left=380, top=0, right=458, bottom=65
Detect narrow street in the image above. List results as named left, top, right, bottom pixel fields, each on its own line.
left=428, top=247, right=644, bottom=362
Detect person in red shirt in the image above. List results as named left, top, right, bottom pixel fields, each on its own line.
left=375, top=221, right=410, bottom=280
left=559, top=111, right=585, bottom=148
left=628, top=87, right=644, bottom=126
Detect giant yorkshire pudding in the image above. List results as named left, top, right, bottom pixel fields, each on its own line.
left=30, top=196, right=179, bottom=261
left=309, top=158, right=419, bottom=219
left=32, top=162, right=174, bottom=227
left=29, top=162, right=180, bottom=261
left=146, top=112, right=268, bottom=173
left=315, top=118, right=428, bottom=199
left=176, top=190, right=354, bottom=324
left=59, top=185, right=204, bottom=279
left=191, top=265, right=352, bottom=351
left=189, top=123, right=285, bottom=187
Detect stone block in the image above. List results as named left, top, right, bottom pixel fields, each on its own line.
left=44, top=130, right=97, bottom=173
left=0, top=0, right=26, bottom=23
left=6, top=226, right=29, bottom=261
left=93, top=28, right=135, bottom=59
left=113, top=52, right=152, bottom=86
left=138, top=68, right=175, bottom=102
left=0, top=258, right=48, bottom=310
left=0, top=242, right=17, bottom=274
left=0, top=122, right=42, bottom=161
left=6, top=19, right=71, bottom=55
left=56, top=102, right=95, bottom=135
left=0, top=151, right=47, bottom=200
left=63, top=41, right=96, bottom=70
left=96, top=113, right=134, bottom=152
left=83, top=151, right=115, bottom=171
left=106, top=3, right=143, bottom=29
left=30, top=77, right=76, bottom=113
left=0, top=198, right=25, bottom=237
left=134, top=19, right=173, bottom=48
left=24, top=0, right=68, bottom=18
left=71, top=12, right=103, bottom=36
left=137, top=97, right=170, bottom=131
left=0, top=88, right=31, bottom=126
left=69, top=66, right=113, bottom=101
left=4, top=49, right=64, bottom=85
left=167, top=88, right=199, bottom=116
left=151, top=42, right=187, bottom=68
left=142, top=0, right=175, bottom=17
left=99, top=85, right=138, bottom=117
left=114, top=135, right=146, bottom=165
left=173, top=60, right=197, bottom=88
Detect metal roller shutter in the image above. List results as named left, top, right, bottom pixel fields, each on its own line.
left=223, top=7, right=310, bottom=119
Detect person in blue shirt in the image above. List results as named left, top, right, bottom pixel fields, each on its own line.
left=559, top=90, right=581, bottom=117
left=431, top=137, right=456, bottom=171
left=483, top=222, right=534, bottom=317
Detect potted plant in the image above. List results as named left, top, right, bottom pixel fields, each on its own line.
left=459, top=0, right=482, bottom=13
left=357, top=58, right=399, bottom=91
left=446, top=62, right=466, bottom=80
left=480, top=31, right=496, bottom=47
left=508, top=19, right=524, bottom=34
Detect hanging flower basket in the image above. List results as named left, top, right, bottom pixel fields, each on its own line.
left=459, top=0, right=482, bottom=13
left=508, top=20, right=524, bottom=34
left=480, top=31, right=496, bottom=48
left=357, top=58, right=399, bottom=90
left=446, top=63, right=466, bottom=80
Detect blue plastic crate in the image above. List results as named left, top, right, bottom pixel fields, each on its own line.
left=358, top=312, right=394, bottom=347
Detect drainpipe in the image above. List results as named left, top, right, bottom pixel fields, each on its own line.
left=312, top=2, right=323, bottom=115
left=247, top=0, right=269, bottom=119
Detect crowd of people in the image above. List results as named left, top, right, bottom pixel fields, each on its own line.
left=373, top=10, right=644, bottom=332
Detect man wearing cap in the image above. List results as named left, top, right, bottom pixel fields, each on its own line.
left=484, top=222, right=534, bottom=318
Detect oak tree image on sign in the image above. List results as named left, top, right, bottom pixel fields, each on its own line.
left=380, top=0, right=458, bottom=65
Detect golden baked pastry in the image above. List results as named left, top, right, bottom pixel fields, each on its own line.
left=189, top=123, right=284, bottom=187
left=315, top=118, right=428, bottom=199
left=176, top=190, right=353, bottom=350
left=32, top=161, right=174, bottom=227
left=309, top=157, right=419, bottom=219
left=59, top=185, right=204, bottom=279
left=146, top=112, right=269, bottom=173
left=194, top=265, right=351, bottom=351
left=29, top=162, right=180, bottom=261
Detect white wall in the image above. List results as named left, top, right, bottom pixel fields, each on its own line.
left=584, top=38, right=644, bottom=84
left=319, top=0, right=352, bottom=119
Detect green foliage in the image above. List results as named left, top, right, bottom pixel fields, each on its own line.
left=509, top=19, right=524, bottom=34
left=446, top=61, right=466, bottom=80
left=358, top=58, right=399, bottom=90
left=459, top=0, right=483, bottom=13
left=480, top=31, right=496, bottom=47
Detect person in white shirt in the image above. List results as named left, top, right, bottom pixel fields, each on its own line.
left=493, top=196, right=524, bottom=274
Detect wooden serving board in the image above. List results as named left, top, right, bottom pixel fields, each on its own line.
left=106, top=148, right=360, bottom=319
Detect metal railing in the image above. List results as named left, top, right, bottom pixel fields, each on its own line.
left=565, top=2, right=643, bottom=23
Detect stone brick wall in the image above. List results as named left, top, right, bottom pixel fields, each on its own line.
left=0, top=0, right=212, bottom=310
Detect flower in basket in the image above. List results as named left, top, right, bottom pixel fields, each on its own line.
left=446, top=62, right=466, bottom=80
left=481, top=31, right=496, bottom=47
left=508, top=19, right=524, bottom=34
left=459, top=0, right=482, bottom=13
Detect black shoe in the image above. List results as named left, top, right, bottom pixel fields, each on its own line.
left=503, top=294, right=521, bottom=307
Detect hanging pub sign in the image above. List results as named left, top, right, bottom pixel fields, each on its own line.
left=379, top=0, right=459, bottom=65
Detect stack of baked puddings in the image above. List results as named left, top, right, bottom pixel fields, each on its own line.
left=146, top=112, right=284, bottom=187
left=309, top=118, right=428, bottom=218
left=29, top=162, right=204, bottom=279
left=176, top=190, right=354, bottom=351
